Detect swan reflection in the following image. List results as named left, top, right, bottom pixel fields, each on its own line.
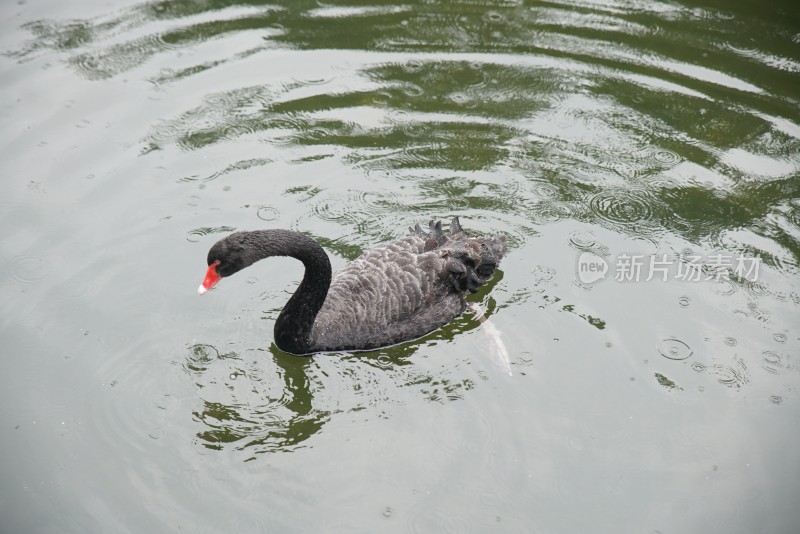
left=185, top=271, right=507, bottom=456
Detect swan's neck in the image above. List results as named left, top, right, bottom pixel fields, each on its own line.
left=247, top=230, right=331, bottom=354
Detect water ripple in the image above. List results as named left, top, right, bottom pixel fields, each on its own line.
left=186, top=226, right=237, bottom=243
left=658, top=338, right=693, bottom=360
left=761, top=351, right=783, bottom=375
left=587, top=189, right=656, bottom=228
left=180, top=158, right=272, bottom=183
left=529, top=201, right=577, bottom=224
left=8, top=255, right=51, bottom=286
left=53, top=276, right=95, bottom=302
left=529, top=182, right=560, bottom=200
left=721, top=41, right=800, bottom=73
left=646, top=147, right=682, bottom=166
left=568, top=229, right=611, bottom=256
left=308, top=189, right=414, bottom=247
left=71, top=33, right=170, bottom=80
left=710, top=360, right=750, bottom=390
left=256, top=206, right=280, bottom=222
left=185, top=344, right=324, bottom=454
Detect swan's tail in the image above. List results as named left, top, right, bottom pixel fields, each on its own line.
left=409, top=217, right=507, bottom=294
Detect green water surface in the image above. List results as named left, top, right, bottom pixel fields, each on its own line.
left=1, top=1, right=798, bottom=532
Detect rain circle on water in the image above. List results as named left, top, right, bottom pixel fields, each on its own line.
left=587, top=189, right=654, bottom=226
left=658, top=338, right=693, bottom=360
left=257, top=206, right=280, bottom=222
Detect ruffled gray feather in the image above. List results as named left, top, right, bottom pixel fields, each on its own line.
left=309, top=217, right=506, bottom=351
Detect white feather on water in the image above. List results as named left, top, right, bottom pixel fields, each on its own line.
left=468, top=303, right=512, bottom=376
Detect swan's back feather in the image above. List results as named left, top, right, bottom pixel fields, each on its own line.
left=310, top=217, right=506, bottom=351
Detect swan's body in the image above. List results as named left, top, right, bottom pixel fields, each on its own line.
left=199, top=218, right=506, bottom=355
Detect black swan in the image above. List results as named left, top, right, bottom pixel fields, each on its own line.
left=198, top=218, right=507, bottom=355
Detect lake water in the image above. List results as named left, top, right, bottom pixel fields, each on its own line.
left=1, top=0, right=798, bottom=532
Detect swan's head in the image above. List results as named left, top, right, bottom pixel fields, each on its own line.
left=198, top=233, right=250, bottom=295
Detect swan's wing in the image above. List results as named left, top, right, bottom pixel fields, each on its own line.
left=311, top=218, right=506, bottom=351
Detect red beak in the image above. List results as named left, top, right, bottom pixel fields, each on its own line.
left=198, top=261, right=221, bottom=295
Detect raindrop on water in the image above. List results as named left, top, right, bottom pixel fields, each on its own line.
left=185, top=226, right=236, bottom=243
left=649, top=148, right=681, bottom=165
left=377, top=353, right=392, bottom=368
left=761, top=351, right=782, bottom=374
left=486, top=11, right=503, bottom=22
left=518, top=352, right=534, bottom=366
left=257, top=206, right=280, bottom=222
left=529, top=201, right=576, bottom=224
left=449, top=92, right=468, bottom=104
left=587, top=189, right=655, bottom=228
left=9, top=256, right=50, bottom=286
left=658, top=338, right=693, bottom=360
left=403, top=58, right=423, bottom=73
left=568, top=230, right=601, bottom=251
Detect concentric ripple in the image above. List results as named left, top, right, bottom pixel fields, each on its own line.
left=529, top=201, right=577, bottom=224
left=53, top=276, right=95, bottom=302
left=761, top=351, right=783, bottom=374
left=568, top=230, right=598, bottom=251
left=657, top=338, right=693, bottom=360
left=185, top=226, right=236, bottom=243
left=309, top=189, right=403, bottom=243
left=256, top=206, right=280, bottom=222
left=8, top=255, right=51, bottom=286
left=710, top=360, right=750, bottom=390
left=586, top=189, right=655, bottom=227
left=646, top=147, right=681, bottom=166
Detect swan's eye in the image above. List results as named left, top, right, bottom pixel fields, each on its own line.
left=213, top=260, right=221, bottom=267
